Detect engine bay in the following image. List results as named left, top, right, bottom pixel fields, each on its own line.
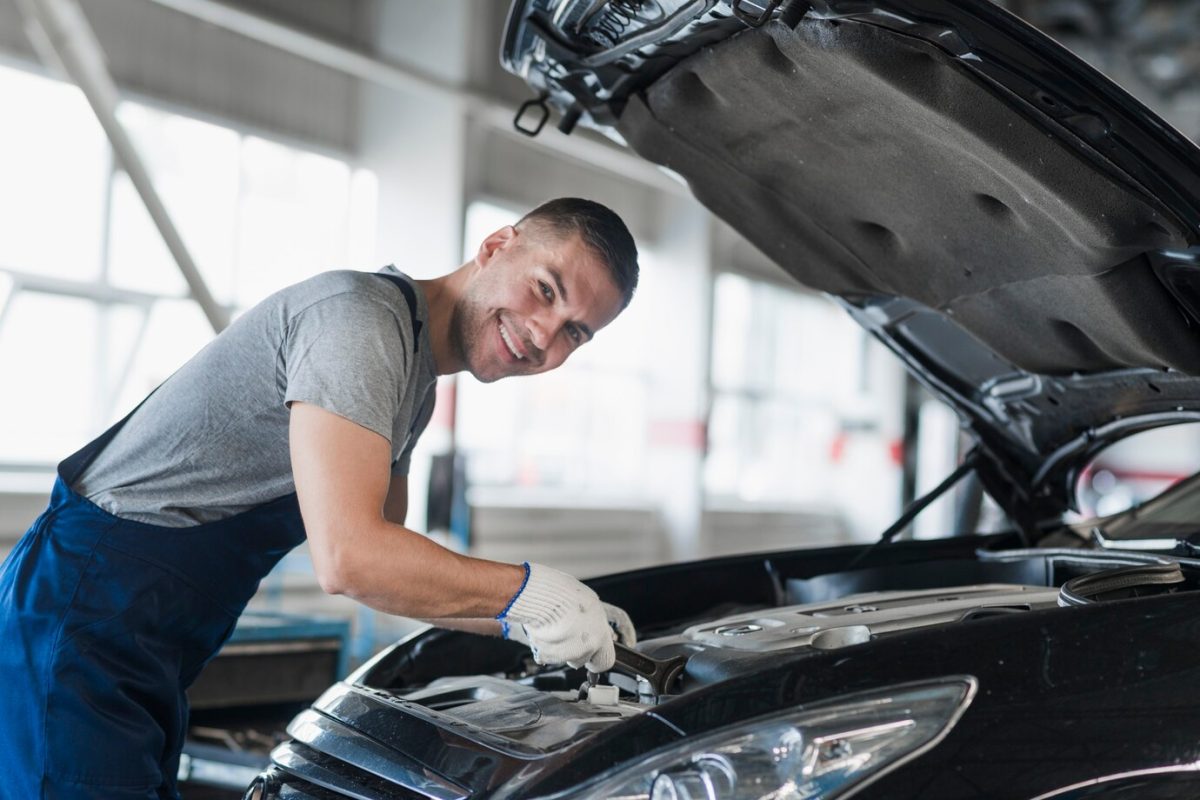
left=348, top=548, right=1198, bottom=755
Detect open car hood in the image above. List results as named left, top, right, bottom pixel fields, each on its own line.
left=502, top=0, right=1200, bottom=530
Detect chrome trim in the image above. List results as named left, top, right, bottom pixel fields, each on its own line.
left=283, top=710, right=468, bottom=800
left=1093, top=528, right=1183, bottom=552
left=278, top=786, right=326, bottom=800
left=245, top=771, right=329, bottom=800
left=1028, top=762, right=1200, bottom=800
left=272, top=743, right=387, bottom=800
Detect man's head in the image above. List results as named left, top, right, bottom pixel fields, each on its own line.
left=519, top=198, right=639, bottom=311
left=450, top=198, right=638, bottom=383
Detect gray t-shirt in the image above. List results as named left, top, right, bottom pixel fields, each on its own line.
left=75, top=266, right=437, bottom=527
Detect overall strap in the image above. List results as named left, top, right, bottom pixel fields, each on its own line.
left=375, top=271, right=422, bottom=353
left=374, top=271, right=434, bottom=471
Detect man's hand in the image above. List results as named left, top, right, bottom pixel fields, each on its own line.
left=505, top=602, right=636, bottom=649
left=497, top=562, right=626, bottom=672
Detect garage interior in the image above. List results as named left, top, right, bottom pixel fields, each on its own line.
left=0, top=0, right=1197, bottom=795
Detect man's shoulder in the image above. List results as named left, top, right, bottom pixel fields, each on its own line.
left=289, top=268, right=394, bottom=299
left=278, top=269, right=414, bottom=320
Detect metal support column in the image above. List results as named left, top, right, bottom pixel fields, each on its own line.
left=899, top=373, right=923, bottom=519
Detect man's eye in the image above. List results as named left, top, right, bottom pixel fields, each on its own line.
left=538, top=280, right=554, bottom=301
left=567, top=324, right=582, bottom=344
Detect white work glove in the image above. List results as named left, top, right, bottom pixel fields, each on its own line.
left=505, top=602, right=637, bottom=649
left=497, top=562, right=635, bottom=672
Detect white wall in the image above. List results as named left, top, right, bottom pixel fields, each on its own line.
left=360, top=0, right=471, bottom=275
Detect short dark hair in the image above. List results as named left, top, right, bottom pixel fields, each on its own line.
left=518, top=197, right=639, bottom=310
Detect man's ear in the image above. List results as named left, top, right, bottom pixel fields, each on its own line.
left=475, top=225, right=518, bottom=269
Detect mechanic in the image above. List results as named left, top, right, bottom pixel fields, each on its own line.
left=0, top=197, right=639, bottom=799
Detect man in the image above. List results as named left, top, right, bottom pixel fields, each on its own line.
left=0, top=197, right=639, bottom=799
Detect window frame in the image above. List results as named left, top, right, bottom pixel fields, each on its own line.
left=0, top=58, right=374, bottom=474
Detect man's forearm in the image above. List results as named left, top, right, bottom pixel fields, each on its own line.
left=327, top=519, right=525, bottom=618
left=417, top=617, right=505, bottom=637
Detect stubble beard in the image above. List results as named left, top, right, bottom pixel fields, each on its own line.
left=448, top=294, right=500, bottom=384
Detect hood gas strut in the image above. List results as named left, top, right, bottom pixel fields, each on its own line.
left=849, top=448, right=984, bottom=569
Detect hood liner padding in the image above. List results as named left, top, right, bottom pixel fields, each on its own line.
left=618, top=18, right=1196, bottom=374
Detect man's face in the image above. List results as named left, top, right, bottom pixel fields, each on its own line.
left=451, top=224, right=625, bottom=383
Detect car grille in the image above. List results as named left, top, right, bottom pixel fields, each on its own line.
left=251, top=741, right=440, bottom=800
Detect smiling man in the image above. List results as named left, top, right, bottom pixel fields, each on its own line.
left=0, top=197, right=639, bottom=799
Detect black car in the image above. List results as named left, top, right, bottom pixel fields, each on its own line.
left=247, top=1, right=1200, bottom=798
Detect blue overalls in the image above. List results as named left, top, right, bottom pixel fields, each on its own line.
left=0, top=272, right=420, bottom=798
left=0, top=437, right=306, bottom=798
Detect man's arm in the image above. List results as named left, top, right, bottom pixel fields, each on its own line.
left=380, top=477, right=506, bottom=634
left=289, top=400, right=524, bottom=618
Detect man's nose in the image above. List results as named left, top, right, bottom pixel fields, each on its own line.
left=527, top=309, right=561, bottom=352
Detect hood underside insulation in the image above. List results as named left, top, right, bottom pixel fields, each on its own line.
left=618, top=16, right=1197, bottom=375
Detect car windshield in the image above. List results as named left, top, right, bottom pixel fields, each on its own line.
left=1094, top=470, right=1200, bottom=543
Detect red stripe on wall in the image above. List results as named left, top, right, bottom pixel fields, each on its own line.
left=648, top=419, right=707, bottom=450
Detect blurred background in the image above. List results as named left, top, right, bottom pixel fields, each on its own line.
left=4, top=1, right=1200, bottom=792
left=0, top=0, right=1198, bottom=679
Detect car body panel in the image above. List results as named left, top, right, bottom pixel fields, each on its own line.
left=255, top=546, right=1200, bottom=800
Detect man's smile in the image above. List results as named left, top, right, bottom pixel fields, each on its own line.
left=498, top=319, right=528, bottom=362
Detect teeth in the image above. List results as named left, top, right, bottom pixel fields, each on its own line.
left=499, top=323, right=524, bottom=360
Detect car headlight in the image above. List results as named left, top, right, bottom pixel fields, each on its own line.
left=557, top=677, right=977, bottom=800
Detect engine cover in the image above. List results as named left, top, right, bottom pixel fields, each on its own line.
left=682, top=584, right=1061, bottom=652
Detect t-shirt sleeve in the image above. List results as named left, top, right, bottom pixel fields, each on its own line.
left=282, top=293, right=410, bottom=442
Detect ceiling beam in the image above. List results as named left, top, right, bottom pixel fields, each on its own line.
left=144, top=0, right=687, bottom=197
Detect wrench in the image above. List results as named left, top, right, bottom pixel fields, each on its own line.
left=588, top=643, right=686, bottom=696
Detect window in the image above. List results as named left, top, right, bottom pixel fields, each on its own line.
left=0, top=65, right=108, bottom=282
left=0, top=62, right=378, bottom=478
left=705, top=273, right=902, bottom=526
